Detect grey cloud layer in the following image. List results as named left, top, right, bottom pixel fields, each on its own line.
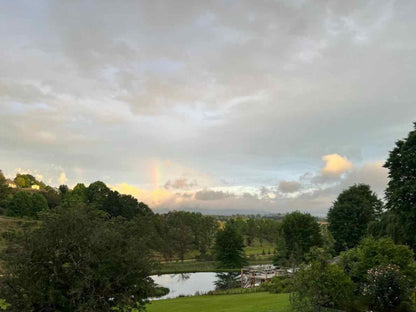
left=0, top=0, right=414, bottom=214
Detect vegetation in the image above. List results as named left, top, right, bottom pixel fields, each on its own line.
left=274, top=211, right=322, bottom=267
left=147, top=292, right=290, bottom=312
left=290, top=260, right=354, bottom=312
left=338, top=236, right=416, bottom=291
left=328, top=184, right=383, bottom=252
left=383, top=122, right=416, bottom=251
left=363, top=264, right=412, bottom=312
left=214, top=220, right=247, bottom=269
left=0, top=206, right=156, bottom=312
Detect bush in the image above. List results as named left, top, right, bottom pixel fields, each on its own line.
left=338, top=237, right=416, bottom=289
left=260, top=276, right=292, bottom=294
left=290, top=261, right=355, bottom=311
left=363, top=264, right=413, bottom=312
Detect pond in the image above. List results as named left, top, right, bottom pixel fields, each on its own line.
left=150, top=272, right=220, bottom=300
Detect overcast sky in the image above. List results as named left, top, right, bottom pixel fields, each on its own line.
left=1, top=0, right=415, bottom=215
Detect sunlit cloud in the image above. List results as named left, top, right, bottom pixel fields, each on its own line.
left=321, top=154, right=353, bottom=176
left=58, top=172, right=68, bottom=185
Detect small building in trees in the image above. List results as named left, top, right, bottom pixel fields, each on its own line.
left=31, top=184, right=40, bottom=190
left=5, top=179, right=16, bottom=188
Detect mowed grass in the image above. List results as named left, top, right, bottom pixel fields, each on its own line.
left=147, top=292, right=290, bottom=312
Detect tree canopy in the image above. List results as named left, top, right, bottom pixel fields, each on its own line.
left=214, top=220, right=247, bottom=269
left=274, top=211, right=322, bottom=266
left=384, top=122, right=416, bottom=251
left=327, top=184, right=383, bottom=252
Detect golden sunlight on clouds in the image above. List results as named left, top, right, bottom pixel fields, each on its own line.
left=58, top=172, right=68, bottom=184
left=114, top=182, right=176, bottom=208
left=321, top=154, right=353, bottom=176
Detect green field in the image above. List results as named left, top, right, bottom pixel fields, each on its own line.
left=147, top=292, right=290, bottom=312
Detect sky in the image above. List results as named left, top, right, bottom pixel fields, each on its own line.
left=1, top=0, right=415, bottom=216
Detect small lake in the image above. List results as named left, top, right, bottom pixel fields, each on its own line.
left=150, top=272, right=219, bottom=300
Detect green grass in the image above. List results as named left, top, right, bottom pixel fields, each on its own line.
left=147, top=292, right=290, bottom=312
left=244, top=239, right=274, bottom=256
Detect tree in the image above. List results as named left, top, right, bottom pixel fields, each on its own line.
left=277, top=211, right=322, bottom=266
left=59, top=184, right=69, bottom=196
left=14, top=174, right=39, bottom=189
left=196, top=215, right=218, bottom=259
left=290, top=260, right=354, bottom=312
left=86, top=181, right=110, bottom=206
left=41, top=186, right=62, bottom=209
left=0, top=170, right=11, bottom=213
left=214, top=220, right=247, bottom=269
left=102, top=191, right=152, bottom=219
left=0, top=170, right=8, bottom=199
left=6, top=191, right=32, bottom=217
left=166, top=211, right=194, bottom=261
left=384, top=122, right=416, bottom=251
left=29, top=193, right=48, bottom=218
left=0, top=205, right=155, bottom=311
left=71, top=183, right=87, bottom=202
left=6, top=192, right=47, bottom=219
left=328, top=184, right=383, bottom=252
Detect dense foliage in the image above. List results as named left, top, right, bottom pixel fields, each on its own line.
left=338, top=236, right=416, bottom=290
left=0, top=206, right=155, bottom=312
left=214, top=221, right=247, bottom=269
left=363, top=264, right=412, bottom=312
left=384, top=122, right=416, bottom=251
left=290, top=260, right=354, bottom=311
left=274, top=211, right=322, bottom=267
left=328, top=184, right=383, bottom=252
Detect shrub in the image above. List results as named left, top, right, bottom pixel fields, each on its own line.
left=260, top=276, right=292, bottom=294
left=290, top=261, right=355, bottom=311
left=363, top=264, right=413, bottom=312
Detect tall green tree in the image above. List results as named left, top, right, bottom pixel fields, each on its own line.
left=276, top=211, right=322, bottom=266
left=328, top=184, right=383, bottom=252
left=214, top=221, right=247, bottom=269
left=166, top=211, right=194, bottom=261
left=384, top=122, right=416, bottom=251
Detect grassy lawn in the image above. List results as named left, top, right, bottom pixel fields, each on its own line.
left=147, top=292, right=290, bottom=312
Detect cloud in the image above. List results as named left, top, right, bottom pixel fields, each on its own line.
left=278, top=180, right=301, bottom=193
left=58, top=172, right=68, bottom=185
left=164, top=178, right=198, bottom=190
left=0, top=0, right=414, bottom=215
left=114, top=183, right=177, bottom=208
left=321, top=154, right=354, bottom=176
left=194, top=189, right=234, bottom=201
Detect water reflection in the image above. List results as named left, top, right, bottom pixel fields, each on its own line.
left=150, top=272, right=218, bottom=300
left=214, top=272, right=240, bottom=290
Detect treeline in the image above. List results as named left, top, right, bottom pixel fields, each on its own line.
left=0, top=174, right=281, bottom=262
